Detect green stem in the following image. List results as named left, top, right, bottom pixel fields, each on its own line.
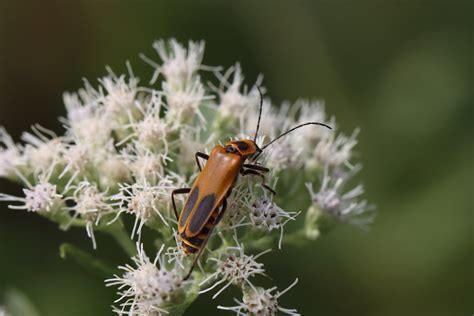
left=59, top=243, right=118, bottom=278
left=283, top=229, right=312, bottom=247
left=99, top=220, right=137, bottom=257
left=242, top=234, right=275, bottom=251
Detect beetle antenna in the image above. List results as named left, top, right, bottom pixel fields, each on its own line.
left=261, top=122, right=332, bottom=151
left=253, top=86, right=264, bottom=142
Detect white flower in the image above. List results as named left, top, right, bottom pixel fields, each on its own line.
left=249, top=196, right=300, bottom=249
left=164, top=77, right=212, bottom=126
left=221, top=179, right=253, bottom=227
left=111, top=179, right=175, bottom=238
left=62, top=85, right=97, bottom=125
left=149, top=39, right=205, bottom=87
left=99, top=64, right=140, bottom=123
left=65, top=111, right=112, bottom=148
left=306, top=165, right=375, bottom=229
left=0, top=169, right=64, bottom=213
left=0, top=127, right=24, bottom=178
left=23, top=182, right=61, bottom=212
left=263, top=132, right=304, bottom=171
left=176, top=125, right=214, bottom=172
left=105, top=243, right=185, bottom=315
left=98, top=153, right=131, bottom=190
left=290, top=99, right=332, bottom=152
left=21, top=125, right=65, bottom=174
left=199, top=242, right=270, bottom=299
left=241, top=99, right=287, bottom=142
left=62, top=65, right=141, bottom=146
left=135, top=113, right=168, bottom=149
left=118, top=92, right=169, bottom=154
left=164, top=229, right=187, bottom=270
left=241, top=102, right=308, bottom=170
left=218, top=279, right=299, bottom=316
left=215, top=64, right=262, bottom=120
left=313, top=128, right=359, bottom=168
left=59, top=141, right=99, bottom=185
left=121, top=146, right=167, bottom=185
left=69, top=182, right=114, bottom=249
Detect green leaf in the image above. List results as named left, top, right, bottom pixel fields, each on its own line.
left=59, top=243, right=118, bottom=278
left=4, top=289, right=40, bottom=316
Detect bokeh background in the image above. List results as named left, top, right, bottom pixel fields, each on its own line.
left=0, top=1, right=472, bottom=315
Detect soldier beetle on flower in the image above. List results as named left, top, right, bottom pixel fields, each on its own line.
left=171, top=87, right=331, bottom=280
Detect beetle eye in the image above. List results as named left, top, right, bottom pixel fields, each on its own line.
left=225, top=146, right=238, bottom=154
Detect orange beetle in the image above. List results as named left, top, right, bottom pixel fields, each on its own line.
left=171, top=88, right=331, bottom=279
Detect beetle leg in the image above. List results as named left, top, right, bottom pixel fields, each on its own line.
left=242, top=169, right=276, bottom=195
left=171, top=188, right=191, bottom=220
left=183, top=199, right=228, bottom=281
left=243, top=163, right=270, bottom=173
left=195, top=152, right=209, bottom=172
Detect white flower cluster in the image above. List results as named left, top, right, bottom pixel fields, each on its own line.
left=306, top=165, right=375, bottom=229
left=0, top=127, right=23, bottom=178
left=218, top=279, right=300, bottom=316
left=199, top=242, right=270, bottom=299
left=249, top=197, right=299, bottom=249
left=106, top=244, right=186, bottom=315
left=0, top=39, right=374, bottom=315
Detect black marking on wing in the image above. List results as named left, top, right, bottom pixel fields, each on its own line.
left=184, top=235, right=205, bottom=247
left=181, top=241, right=198, bottom=254
left=236, top=141, right=249, bottom=150
left=188, top=193, right=216, bottom=234
left=179, top=187, right=199, bottom=227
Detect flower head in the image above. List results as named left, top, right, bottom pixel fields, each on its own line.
left=199, top=242, right=270, bottom=299
left=106, top=243, right=186, bottom=315
left=313, top=128, right=359, bottom=168
left=111, top=179, right=175, bottom=238
left=66, top=111, right=112, bottom=149
left=21, top=125, right=65, bottom=174
left=70, top=182, right=113, bottom=248
left=59, top=140, right=101, bottom=185
left=215, top=64, right=262, bottom=120
left=164, top=77, right=211, bottom=126
left=164, top=229, right=187, bottom=270
left=98, top=152, right=132, bottom=190
left=150, top=39, right=205, bottom=87
left=62, top=84, right=98, bottom=125
left=23, top=181, right=62, bottom=212
left=0, top=171, right=64, bottom=213
left=0, top=127, right=24, bottom=179
left=118, top=92, right=169, bottom=153
left=307, top=165, right=375, bottom=229
left=291, top=99, right=332, bottom=152
left=98, top=64, right=142, bottom=125
left=249, top=196, right=300, bottom=249
left=121, top=146, right=167, bottom=185
left=221, top=180, right=253, bottom=227
left=218, top=279, right=299, bottom=316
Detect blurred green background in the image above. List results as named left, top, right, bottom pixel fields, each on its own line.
left=0, top=1, right=472, bottom=315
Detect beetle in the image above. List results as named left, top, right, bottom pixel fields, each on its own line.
left=171, top=88, right=331, bottom=280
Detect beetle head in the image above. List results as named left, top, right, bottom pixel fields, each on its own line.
left=224, top=139, right=261, bottom=159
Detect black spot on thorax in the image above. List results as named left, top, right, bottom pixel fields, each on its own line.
left=236, top=141, right=249, bottom=150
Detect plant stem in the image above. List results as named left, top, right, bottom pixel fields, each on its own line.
left=100, top=220, right=137, bottom=257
